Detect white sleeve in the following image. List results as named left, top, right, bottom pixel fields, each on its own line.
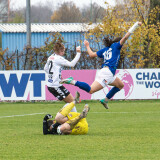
left=128, top=22, right=139, bottom=33
left=44, top=61, right=49, bottom=74
left=56, top=52, right=81, bottom=67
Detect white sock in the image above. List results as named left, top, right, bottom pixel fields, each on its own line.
left=71, top=106, right=77, bottom=112
left=71, top=80, right=76, bottom=85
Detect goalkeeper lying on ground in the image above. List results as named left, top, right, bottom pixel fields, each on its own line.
left=43, top=92, right=90, bottom=135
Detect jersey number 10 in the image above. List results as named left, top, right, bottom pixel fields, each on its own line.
left=103, top=48, right=112, bottom=60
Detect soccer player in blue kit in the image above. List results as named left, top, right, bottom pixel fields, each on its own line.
left=61, top=22, right=142, bottom=109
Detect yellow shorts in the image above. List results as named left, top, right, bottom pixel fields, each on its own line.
left=67, top=112, right=89, bottom=135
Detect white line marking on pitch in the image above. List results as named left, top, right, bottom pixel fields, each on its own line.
left=0, top=112, right=46, bottom=118
left=0, top=112, right=159, bottom=119
left=92, top=112, right=160, bottom=114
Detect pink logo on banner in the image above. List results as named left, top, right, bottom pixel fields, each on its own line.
left=45, top=70, right=97, bottom=100
left=103, top=69, right=134, bottom=99
left=118, top=70, right=134, bottom=98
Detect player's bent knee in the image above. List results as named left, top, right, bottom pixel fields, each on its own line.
left=60, top=123, right=71, bottom=134
left=89, top=89, right=95, bottom=94
left=55, top=116, right=61, bottom=123
left=120, top=82, right=124, bottom=89
left=118, top=82, right=124, bottom=90
left=55, top=113, right=64, bottom=124
left=63, top=94, right=74, bottom=103
left=89, top=90, right=92, bottom=94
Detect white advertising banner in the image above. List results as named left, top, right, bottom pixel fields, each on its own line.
left=91, top=69, right=160, bottom=100
left=0, top=69, right=160, bottom=100
left=0, top=70, right=46, bottom=101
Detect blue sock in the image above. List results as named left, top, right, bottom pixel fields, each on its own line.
left=106, top=87, right=120, bottom=99
left=75, top=81, right=91, bottom=93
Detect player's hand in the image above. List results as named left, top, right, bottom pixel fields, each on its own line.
left=76, top=46, right=81, bottom=52
left=84, top=40, right=89, bottom=47
left=138, top=22, right=142, bottom=26
left=44, top=114, right=53, bottom=121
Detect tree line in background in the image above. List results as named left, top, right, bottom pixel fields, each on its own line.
left=0, top=1, right=106, bottom=23
left=0, top=0, right=159, bottom=23
left=0, top=0, right=159, bottom=70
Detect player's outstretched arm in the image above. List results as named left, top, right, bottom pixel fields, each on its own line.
left=58, top=46, right=81, bottom=68
left=120, top=22, right=142, bottom=45
left=84, top=40, right=97, bottom=58
left=67, top=46, right=81, bottom=67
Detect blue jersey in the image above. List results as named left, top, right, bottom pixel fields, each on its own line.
left=96, top=41, right=122, bottom=75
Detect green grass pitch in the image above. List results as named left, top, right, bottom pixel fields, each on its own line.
left=0, top=100, right=160, bottom=160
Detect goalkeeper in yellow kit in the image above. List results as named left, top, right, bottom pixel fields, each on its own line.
left=43, top=92, right=90, bottom=135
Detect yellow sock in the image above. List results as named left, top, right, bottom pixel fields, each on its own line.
left=59, top=102, right=75, bottom=117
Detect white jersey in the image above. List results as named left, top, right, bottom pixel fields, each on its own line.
left=44, top=52, right=81, bottom=88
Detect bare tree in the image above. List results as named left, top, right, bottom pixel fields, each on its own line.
left=10, top=2, right=53, bottom=23
left=114, top=0, right=150, bottom=22
left=51, top=1, right=106, bottom=23
left=9, top=8, right=25, bottom=23
left=30, top=4, right=53, bottom=23
left=51, top=2, right=82, bottom=23
left=0, top=0, right=8, bottom=22
left=81, top=2, right=106, bottom=23
left=9, top=1, right=107, bottom=23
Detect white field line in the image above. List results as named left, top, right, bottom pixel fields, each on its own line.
left=0, top=112, right=46, bottom=118
left=0, top=111, right=160, bottom=119
left=92, top=112, right=160, bottom=114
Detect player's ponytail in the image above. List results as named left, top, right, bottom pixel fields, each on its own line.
left=112, top=37, right=122, bottom=43
left=103, top=37, right=112, bottom=47
left=103, top=37, right=122, bottom=47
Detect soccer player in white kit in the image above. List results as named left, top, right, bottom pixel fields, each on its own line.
left=44, top=42, right=81, bottom=112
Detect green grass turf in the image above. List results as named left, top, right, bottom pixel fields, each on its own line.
left=0, top=100, right=160, bottom=160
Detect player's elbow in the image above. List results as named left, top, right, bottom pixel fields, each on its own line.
left=70, top=64, right=75, bottom=67
left=61, top=123, right=71, bottom=134
left=66, top=62, right=76, bottom=68
left=44, top=66, right=49, bottom=73
left=89, top=54, right=95, bottom=58
left=55, top=113, right=66, bottom=124
left=88, top=52, right=97, bottom=58
left=44, top=69, right=49, bottom=74
left=63, top=123, right=71, bottom=130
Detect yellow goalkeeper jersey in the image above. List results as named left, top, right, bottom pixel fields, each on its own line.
left=67, top=112, right=89, bottom=135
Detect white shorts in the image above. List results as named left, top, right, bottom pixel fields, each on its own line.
left=95, top=68, right=116, bottom=87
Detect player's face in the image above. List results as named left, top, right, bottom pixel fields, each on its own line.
left=58, top=48, right=65, bottom=56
